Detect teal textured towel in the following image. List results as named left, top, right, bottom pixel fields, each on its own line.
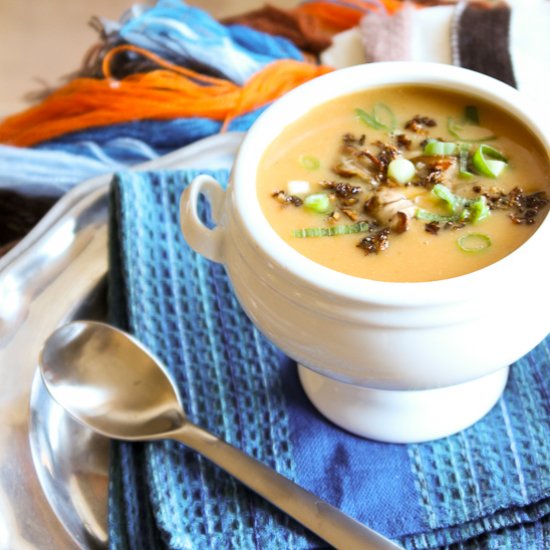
left=108, top=170, right=549, bottom=549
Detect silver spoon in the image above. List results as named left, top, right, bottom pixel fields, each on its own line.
left=39, top=320, right=403, bottom=550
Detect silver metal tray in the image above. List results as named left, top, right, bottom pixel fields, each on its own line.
left=0, top=133, right=242, bottom=549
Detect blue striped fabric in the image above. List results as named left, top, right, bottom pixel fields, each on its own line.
left=108, top=169, right=549, bottom=549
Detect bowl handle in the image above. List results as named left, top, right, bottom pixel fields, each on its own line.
left=180, top=174, right=226, bottom=263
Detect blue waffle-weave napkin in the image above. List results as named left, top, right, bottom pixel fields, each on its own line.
left=108, top=170, right=549, bottom=549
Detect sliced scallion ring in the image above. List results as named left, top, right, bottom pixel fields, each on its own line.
left=293, top=222, right=370, bottom=238
left=387, top=158, right=416, bottom=184
left=457, top=233, right=492, bottom=253
left=472, top=144, right=508, bottom=178
left=423, top=139, right=457, bottom=156
left=299, top=155, right=320, bottom=171
left=303, top=193, right=331, bottom=214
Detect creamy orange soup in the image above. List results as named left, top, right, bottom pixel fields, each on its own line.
left=257, top=86, right=550, bottom=282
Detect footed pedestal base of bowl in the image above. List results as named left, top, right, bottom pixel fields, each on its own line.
left=298, top=365, right=510, bottom=443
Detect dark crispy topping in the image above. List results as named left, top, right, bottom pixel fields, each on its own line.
left=395, top=133, right=412, bottom=150
left=424, top=221, right=440, bottom=235
left=445, top=220, right=467, bottom=230
left=343, top=133, right=366, bottom=147
left=405, top=115, right=437, bottom=134
left=414, top=157, right=456, bottom=189
left=322, top=180, right=362, bottom=198
left=272, top=190, right=303, bottom=207
left=333, top=134, right=400, bottom=184
left=357, top=228, right=391, bottom=255
left=333, top=134, right=373, bottom=181
left=424, top=169, right=446, bottom=188
left=484, top=187, right=549, bottom=224
left=373, top=141, right=399, bottom=171
left=416, top=167, right=445, bottom=188
left=510, top=189, right=549, bottom=224
left=423, top=218, right=467, bottom=234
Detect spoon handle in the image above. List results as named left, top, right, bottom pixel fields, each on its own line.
left=171, top=422, right=402, bottom=550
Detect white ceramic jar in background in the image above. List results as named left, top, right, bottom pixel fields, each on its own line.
left=180, top=62, right=550, bottom=443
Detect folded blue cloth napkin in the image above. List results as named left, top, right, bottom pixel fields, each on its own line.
left=108, top=170, right=549, bottom=549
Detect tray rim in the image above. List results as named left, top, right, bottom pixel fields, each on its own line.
left=0, top=132, right=243, bottom=550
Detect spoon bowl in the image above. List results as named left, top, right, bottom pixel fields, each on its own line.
left=39, top=320, right=402, bottom=550
left=40, top=321, right=185, bottom=440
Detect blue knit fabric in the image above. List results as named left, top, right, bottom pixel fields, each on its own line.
left=1, top=111, right=265, bottom=197
left=114, top=0, right=303, bottom=84
left=42, top=108, right=266, bottom=157
left=109, top=169, right=549, bottom=549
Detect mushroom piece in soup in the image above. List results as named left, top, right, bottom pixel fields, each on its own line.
left=256, top=86, right=550, bottom=282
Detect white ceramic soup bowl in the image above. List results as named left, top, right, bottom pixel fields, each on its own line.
left=180, top=62, right=550, bottom=443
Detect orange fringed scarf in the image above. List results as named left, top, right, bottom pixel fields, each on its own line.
left=0, top=45, right=333, bottom=147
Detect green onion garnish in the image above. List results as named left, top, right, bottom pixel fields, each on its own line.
left=467, top=196, right=490, bottom=223
left=457, top=233, right=492, bottom=253
left=464, top=105, right=480, bottom=125
left=373, top=103, right=397, bottom=131
left=472, top=144, right=508, bottom=178
left=447, top=117, right=496, bottom=143
left=303, top=193, right=331, bottom=214
left=432, top=183, right=466, bottom=214
left=300, top=155, right=320, bottom=171
left=423, top=139, right=457, bottom=156
left=387, top=158, right=416, bottom=184
left=458, top=143, right=475, bottom=179
left=418, top=185, right=491, bottom=224
left=293, top=222, right=370, bottom=238
left=355, top=102, right=397, bottom=132
left=415, top=209, right=459, bottom=223
left=356, top=108, right=381, bottom=129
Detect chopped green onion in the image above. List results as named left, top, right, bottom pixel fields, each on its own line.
left=418, top=186, right=491, bottom=224
left=423, top=139, right=457, bottom=156
left=293, top=222, right=370, bottom=238
left=355, top=102, right=397, bottom=132
left=303, top=193, right=331, bottom=214
left=458, top=143, right=475, bottom=179
left=373, top=102, right=397, bottom=131
left=472, top=144, right=508, bottom=178
left=447, top=117, right=497, bottom=143
left=464, top=105, right=480, bottom=125
left=457, top=233, right=492, bottom=253
left=432, top=183, right=465, bottom=214
left=484, top=159, right=507, bottom=177
left=356, top=108, right=382, bottom=130
left=467, top=196, right=490, bottom=223
left=299, top=155, right=320, bottom=171
left=415, top=208, right=458, bottom=223
left=387, top=158, right=416, bottom=184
